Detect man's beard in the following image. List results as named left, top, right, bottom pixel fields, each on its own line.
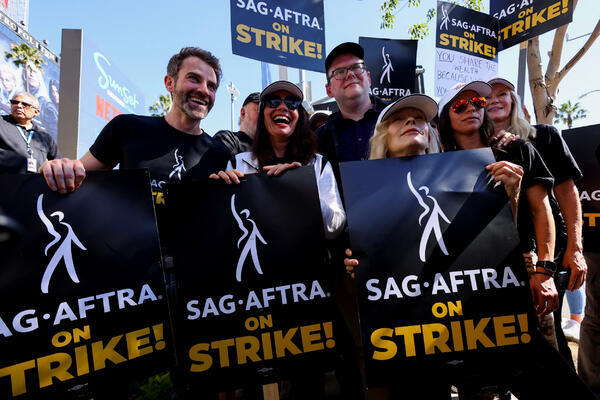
left=173, top=89, right=212, bottom=121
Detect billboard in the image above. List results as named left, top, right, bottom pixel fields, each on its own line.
left=0, top=9, right=59, bottom=139
left=58, top=30, right=145, bottom=158
left=78, top=35, right=145, bottom=157
left=1, top=0, right=28, bottom=29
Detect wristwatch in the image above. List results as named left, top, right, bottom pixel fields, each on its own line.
left=535, top=260, right=557, bottom=275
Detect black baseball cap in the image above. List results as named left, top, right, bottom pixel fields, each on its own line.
left=242, top=92, right=260, bottom=107
left=260, top=81, right=303, bottom=101
left=325, top=42, right=364, bottom=74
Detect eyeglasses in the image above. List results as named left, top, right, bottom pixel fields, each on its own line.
left=329, top=63, right=366, bottom=81
left=263, top=95, right=302, bottom=111
left=10, top=100, right=36, bottom=110
left=451, top=97, right=486, bottom=113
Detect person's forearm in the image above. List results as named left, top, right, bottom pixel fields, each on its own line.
left=527, top=185, right=555, bottom=261
left=553, top=179, right=583, bottom=252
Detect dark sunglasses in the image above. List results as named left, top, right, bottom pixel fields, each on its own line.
left=263, top=95, right=302, bottom=110
left=10, top=99, right=36, bottom=109
left=451, top=96, right=486, bottom=113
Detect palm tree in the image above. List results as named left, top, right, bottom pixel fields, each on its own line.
left=554, top=100, right=587, bottom=129
left=4, top=43, right=47, bottom=93
left=148, top=94, right=172, bottom=116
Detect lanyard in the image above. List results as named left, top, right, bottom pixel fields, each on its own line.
left=16, top=126, right=34, bottom=155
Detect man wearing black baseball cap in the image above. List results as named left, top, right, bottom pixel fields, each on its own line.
left=317, top=44, right=386, bottom=399
left=317, top=42, right=386, bottom=183
left=214, top=91, right=260, bottom=155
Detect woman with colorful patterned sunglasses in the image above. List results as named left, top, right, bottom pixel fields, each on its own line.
left=437, top=80, right=559, bottom=319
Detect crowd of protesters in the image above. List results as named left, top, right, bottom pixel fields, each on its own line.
left=0, top=43, right=597, bottom=399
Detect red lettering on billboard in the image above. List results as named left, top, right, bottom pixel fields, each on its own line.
left=96, top=95, right=122, bottom=121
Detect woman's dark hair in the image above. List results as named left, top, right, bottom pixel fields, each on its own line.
left=252, top=98, right=317, bottom=168
left=438, top=102, right=495, bottom=151
left=49, top=79, right=59, bottom=105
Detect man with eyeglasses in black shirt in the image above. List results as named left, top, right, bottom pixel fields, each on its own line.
left=316, top=42, right=386, bottom=185
left=315, top=42, right=387, bottom=399
left=0, top=92, right=59, bottom=173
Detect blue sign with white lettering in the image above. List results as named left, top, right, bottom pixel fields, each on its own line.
left=78, top=36, right=145, bottom=157
left=230, top=0, right=326, bottom=73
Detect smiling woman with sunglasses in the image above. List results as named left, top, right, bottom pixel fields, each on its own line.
left=438, top=81, right=559, bottom=312
left=211, top=80, right=346, bottom=240
left=437, top=81, right=563, bottom=398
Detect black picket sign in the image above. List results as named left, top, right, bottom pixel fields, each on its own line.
left=491, top=0, right=574, bottom=51
left=230, top=0, right=326, bottom=72
left=165, top=166, right=339, bottom=391
left=341, top=149, right=539, bottom=387
left=563, top=124, right=600, bottom=252
left=435, top=1, right=499, bottom=97
left=0, top=170, right=170, bottom=398
left=359, top=37, right=418, bottom=102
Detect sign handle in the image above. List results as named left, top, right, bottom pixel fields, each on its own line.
left=517, top=41, right=528, bottom=101
left=263, top=383, right=279, bottom=400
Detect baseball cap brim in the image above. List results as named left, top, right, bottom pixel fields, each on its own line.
left=325, top=42, right=364, bottom=73
left=438, top=81, right=492, bottom=117
left=377, top=94, right=439, bottom=126
left=487, top=77, right=515, bottom=91
left=260, top=81, right=303, bottom=101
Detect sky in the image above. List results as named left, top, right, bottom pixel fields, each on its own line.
left=27, top=0, right=600, bottom=136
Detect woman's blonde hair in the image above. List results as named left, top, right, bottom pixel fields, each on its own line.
left=368, top=117, right=431, bottom=160
left=506, top=90, right=537, bottom=139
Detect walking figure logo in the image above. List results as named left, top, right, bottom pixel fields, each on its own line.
left=380, top=46, right=394, bottom=85
left=407, top=172, right=450, bottom=262
left=231, top=194, right=267, bottom=282
left=168, top=148, right=186, bottom=180
left=37, top=194, right=87, bottom=294
left=439, top=6, right=450, bottom=31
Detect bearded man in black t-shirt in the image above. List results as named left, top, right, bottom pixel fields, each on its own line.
left=40, top=47, right=232, bottom=398
left=40, top=47, right=231, bottom=229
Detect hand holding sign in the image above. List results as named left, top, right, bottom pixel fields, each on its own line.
left=41, top=157, right=86, bottom=194
left=209, top=169, right=245, bottom=184
left=485, top=160, right=523, bottom=219
left=344, top=248, right=358, bottom=278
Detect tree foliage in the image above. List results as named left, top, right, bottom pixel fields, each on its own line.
left=380, top=0, right=483, bottom=39
left=4, top=43, right=47, bottom=93
left=554, top=100, right=587, bottom=129
left=148, top=94, right=172, bottom=117
left=527, top=1, right=600, bottom=124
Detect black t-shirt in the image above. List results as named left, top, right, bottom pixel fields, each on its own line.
left=493, top=140, right=554, bottom=253
left=316, top=96, right=387, bottom=203
left=213, top=130, right=253, bottom=155
left=529, top=125, right=581, bottom=256
left=530, top=124, right=582, bottom=184
left=316, top=97, right=386, bottom=165
left=90, top=114, right=231, bottom=245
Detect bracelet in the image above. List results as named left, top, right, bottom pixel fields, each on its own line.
left=532, top=270, right=554, bottom=277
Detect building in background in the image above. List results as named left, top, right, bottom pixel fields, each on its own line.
left=1, top=0, right=28, bottom=28
left=0, top=7, right=59, bottom=138
left=58, top=29, right=145, bottom=158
